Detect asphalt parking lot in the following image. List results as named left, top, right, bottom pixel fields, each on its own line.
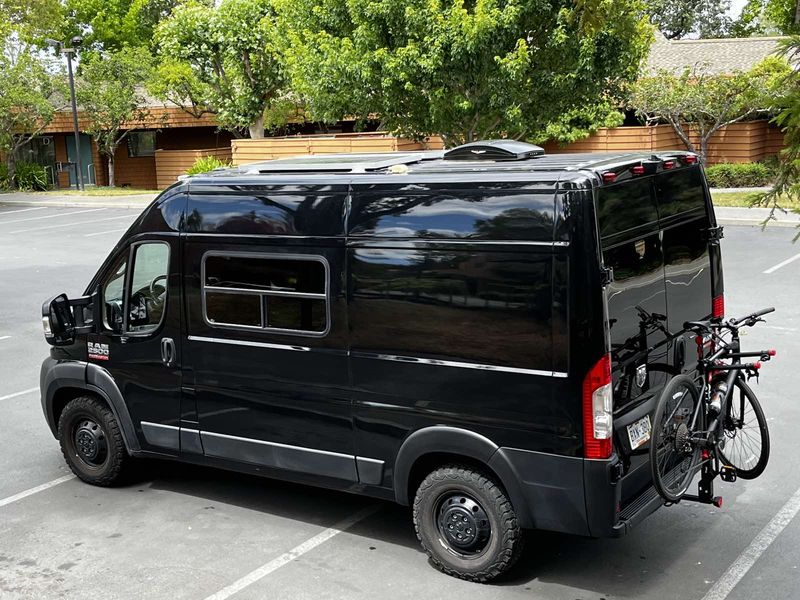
left=1, top=202, right=799, bottom=600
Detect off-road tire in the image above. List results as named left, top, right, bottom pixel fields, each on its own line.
left=58, top=395, right=128, bottom=486
left=413, top=465, right=524, bottom=583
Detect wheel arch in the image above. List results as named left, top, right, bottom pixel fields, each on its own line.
left=393, top=426, right=534, bottom=528
left=40, top=358, right=140, bottom=454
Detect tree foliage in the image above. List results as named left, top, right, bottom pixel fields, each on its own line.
left=731, top=0, right=800, bottom=36
left=0, top=37, right=66, bottom=185
left=645, top=0, right=732, bottom=39
left=277, top=0, right=652, bottom=147
left=630, top=58, right=790, bottom=160
left=76, top=47, right=157, bottom=185
left=61, top=0, right=184, bottom=51
left=154, top=0, right=286, bottom=138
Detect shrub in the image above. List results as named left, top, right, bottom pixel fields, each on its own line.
left=704, top=162, right=775, bottom=188
left=186, top=155, right=231, bottom=176
left=13, top=161, right=49, bottom=191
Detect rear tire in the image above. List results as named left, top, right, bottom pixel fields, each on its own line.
left=58, top=395, right=128, bottom=486
left=650, top=375, right=703, bottom=503
left=718, top=378, right=770, bottom=480
left=413, top=465, right=524, bottom=583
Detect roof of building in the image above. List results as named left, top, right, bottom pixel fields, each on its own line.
left=646, top=32, right=785, bottom=75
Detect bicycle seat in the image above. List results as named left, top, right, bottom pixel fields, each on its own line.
left=684, top=320, right=711, bottom=331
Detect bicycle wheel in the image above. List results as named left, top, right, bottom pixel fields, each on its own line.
left=650, top=375, right=703, bottom=503
left=718, top=378, right=770, bottom=480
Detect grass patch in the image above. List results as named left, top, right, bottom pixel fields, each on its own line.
left=711, top=190, right=800, bottom=210
left=34, top=186, right=161, bottom=197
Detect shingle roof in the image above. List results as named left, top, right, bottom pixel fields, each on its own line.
left=646, top=33, right=785, bottom=75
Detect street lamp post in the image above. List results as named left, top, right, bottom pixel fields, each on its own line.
left=47, top=37, right=84, bottom=191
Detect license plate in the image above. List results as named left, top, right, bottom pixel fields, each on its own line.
left=627, top=415, right=652, bottom=450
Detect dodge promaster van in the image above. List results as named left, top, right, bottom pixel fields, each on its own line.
left=40, top=140, right=724, bottom=581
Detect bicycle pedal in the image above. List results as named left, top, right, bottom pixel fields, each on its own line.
left=720, top=466, right=737, bottom=483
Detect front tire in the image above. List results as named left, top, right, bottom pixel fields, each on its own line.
left=718, top=378, right=770, bottom=480
left=413, top=465, right=523, bottom=583
left=58, top=395, right=129, bottom=486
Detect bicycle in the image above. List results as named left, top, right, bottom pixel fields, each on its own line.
left=649, top=307, right=775, bottom=504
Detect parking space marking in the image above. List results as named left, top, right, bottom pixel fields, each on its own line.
left=701, top=486, right=800, bottom=600
left=10, top=214, right=137, bottom=235
left=0, top=335, right=10, bottom=341
left=0, top=207, right=47, bottom=216
left=0, top=208, right=105, bottom=226
left=0, top=387, right=38, bottom=402
left=763, top=252, right=800, bottom=274
left=84, top=227, right=129, bottom=238
left=0, top=475, right=75, bottom=509
left=204, top=504, right=380, bottom=600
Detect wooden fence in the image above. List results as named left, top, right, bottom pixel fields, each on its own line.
left=154, top=147, right=232, bottom=189
left=231, top=123, right=783, bottom=167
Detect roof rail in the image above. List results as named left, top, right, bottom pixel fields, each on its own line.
left=443, top=139, right=545, bottom=161
left=238, top=151, right=441, bottom=175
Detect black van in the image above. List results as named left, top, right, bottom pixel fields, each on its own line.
left=40, top=140, right=723, bottom=582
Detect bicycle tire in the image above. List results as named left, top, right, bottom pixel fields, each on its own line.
left=718, top=377, right=770, bottom=480
left=650, top=374, right=703, bottom=503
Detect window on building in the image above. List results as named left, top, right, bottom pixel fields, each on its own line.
left=202, top=253, right=329, bottom=335
left=128, top=132, right=156, bottom=157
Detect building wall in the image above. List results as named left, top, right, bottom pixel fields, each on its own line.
left=155, top=147, right=232, bottom=189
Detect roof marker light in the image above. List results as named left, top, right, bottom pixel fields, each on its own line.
left=631, top=165, right=645, bottom=175
left=601, top=171, right=617, bottom=184
left=663, top=160, right=675, bottom=170
left=684, top=155, right=698, bottom=165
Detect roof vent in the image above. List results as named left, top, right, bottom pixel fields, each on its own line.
left=443, top=139, right=545, bottom=161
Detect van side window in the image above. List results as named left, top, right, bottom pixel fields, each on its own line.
left=202, top=253, right=328, bottom=335
left=127, top=243, right=170, bottom=334
left=102, top=254, right=127, bottom=334
left=596, top=179, right=658, bottom=238
left=655, top=167, right=707, bottom=219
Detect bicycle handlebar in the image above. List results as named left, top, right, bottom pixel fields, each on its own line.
left=683, top=307, right=774, bottom=334
left=729, top=306, right=775, bottom=326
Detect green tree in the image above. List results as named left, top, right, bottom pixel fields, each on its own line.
left=61, top=0, right=184, bottom=51
left=630, top=58, right=790, bottom=161
left=77, top=47, right=156, bottom=186
left=0, top=37, right=66, bottom=186
left=277, top=0, right=652, bottom=147
left=731, top=0, right=800, bottom=36
left=756, top=37, right=800, bottom=236
left=0, top=0, right=64, bottom=40
left=645, top=0, right=732, bottom=39
left=154, top=0, right=286, bottom=138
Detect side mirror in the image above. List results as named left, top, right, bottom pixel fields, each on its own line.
left=42, top=293, right=77, bottom=346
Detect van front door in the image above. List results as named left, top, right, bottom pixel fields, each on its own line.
left=90, top=237, right=183, bottom=454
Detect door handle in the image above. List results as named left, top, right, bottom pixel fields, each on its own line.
left=161, top=337, right=176, bottom=367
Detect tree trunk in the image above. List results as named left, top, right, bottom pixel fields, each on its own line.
left=107, top=155, right=115, bottom=187
left=699, top=136, right=709, bottom=164
left=249, top=114, right=265, bottom=139
left=6, top=153, right=16, bottom=188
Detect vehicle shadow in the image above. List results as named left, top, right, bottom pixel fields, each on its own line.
left=139, top=459, right=725, bottom=596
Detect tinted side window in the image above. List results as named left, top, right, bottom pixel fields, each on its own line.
left=655, top=167, right=707, bottom=219
left=202, top=253, right=328, bottom=335
left=596, top=179, right=658, bottom=238
left=349, top=248, right=552, bottom=370
left=349, top=191, right=555, bottom=241
left=127, top=243, right=170, bottom=334
left=101, top=253, right=127, bottom=333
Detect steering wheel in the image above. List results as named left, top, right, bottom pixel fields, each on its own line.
left=150, top=274, right=167, bottom=295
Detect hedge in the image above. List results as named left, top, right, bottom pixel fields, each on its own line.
left=704, top=162, right=775, bottom=188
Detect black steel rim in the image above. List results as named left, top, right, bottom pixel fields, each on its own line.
left=72, top=417, right=108, bottom=467
left=434, top=492, right=491, bottom=558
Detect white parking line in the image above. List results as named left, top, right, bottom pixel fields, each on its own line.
left=0, top=387, right=38, bottom=402
left=10, top=214, right=136, bottom=235
left=701, top=486, right=800, bottom=600
left=0, top=208, right=105, bottom=226
left=204, top=504, right=380, bottom=600
left=763, top=252, right=800, bottom=274
left=0, top=475, right=76, bottom=509
left=84, top=227, right=129, bottom=238
left=0, top=335, right=11, bottom=341
left=0, top=206, right=47, bottom=216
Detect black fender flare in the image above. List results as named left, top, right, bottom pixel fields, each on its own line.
left=392, top=426, right=534, bottom=528
left=40, top=357, right=140, bottom=454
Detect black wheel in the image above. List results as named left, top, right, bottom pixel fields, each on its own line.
left=412, top=465, right=523, bottom=583
left=58, top=395, right=128, bottom=486
left=718, top=378, right=770, bottom=480
left=650, top=375, right=703, bottom=503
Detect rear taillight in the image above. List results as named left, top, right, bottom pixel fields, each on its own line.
left=583, top=354, right=613, bottom=459
left=712, top=294, right=724, bottom=318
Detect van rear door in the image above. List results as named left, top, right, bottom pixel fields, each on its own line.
left=655, top=166, right=717, bottom=374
